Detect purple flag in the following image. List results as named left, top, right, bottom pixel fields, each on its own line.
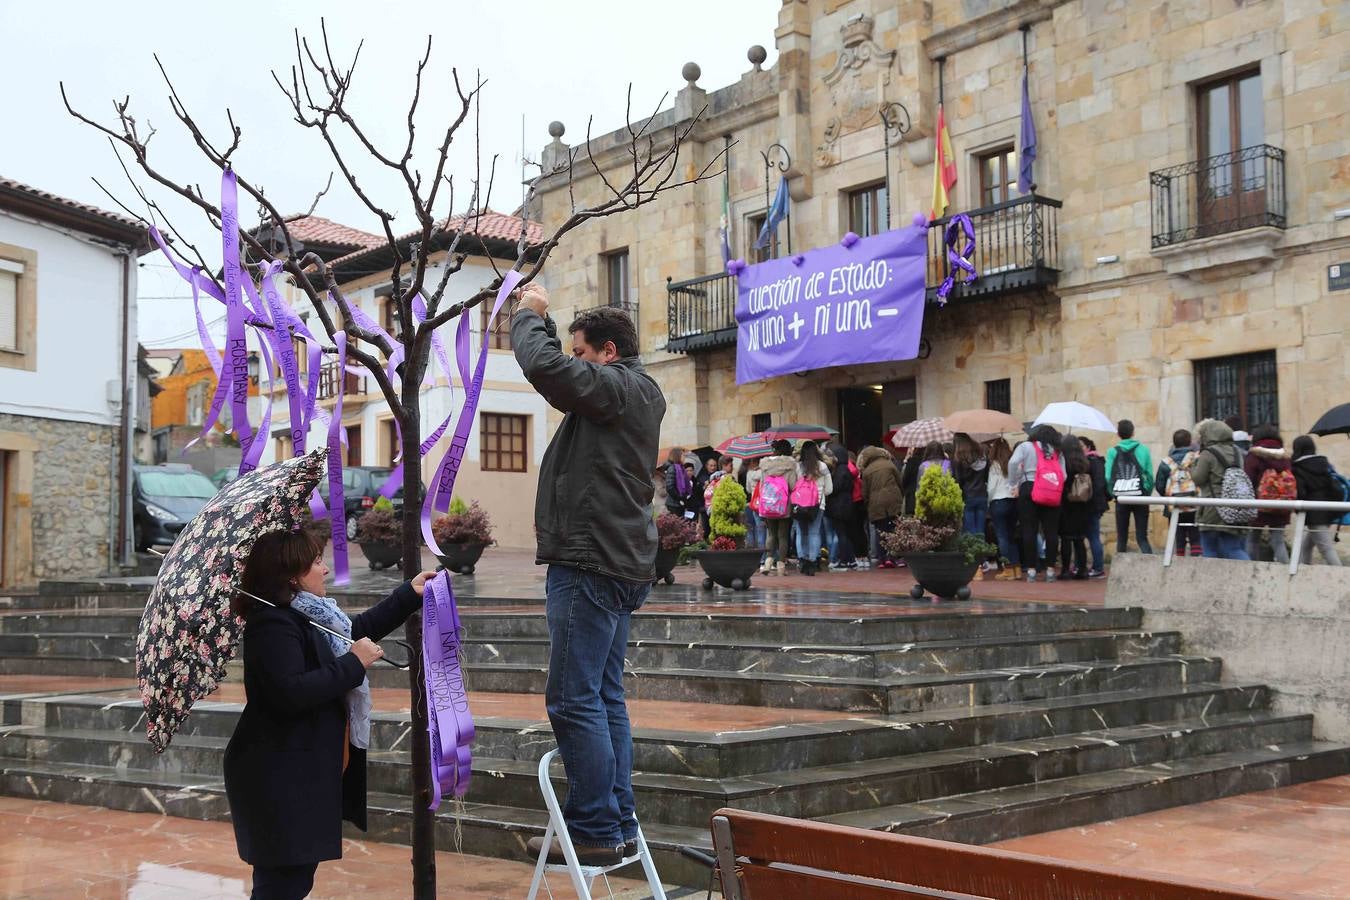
left=734, top=216, right=928, bottom=384
left=1018, top=72, right=1037, bottom=194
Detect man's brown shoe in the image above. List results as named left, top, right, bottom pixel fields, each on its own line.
left=527, top=835, right=623, bottom=866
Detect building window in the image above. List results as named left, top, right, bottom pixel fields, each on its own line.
left=275, top=435, right=293, bottom=461
left=380, top=296, right=398, bottom=339
left=1194, top=350, right=1278, bottom=429
left=888, top=378, right=918, bottom=426
left=186, top=382, right=207, bottom=427
left=977, top=146, right=1017, bottom=207
left=985, top=379, right=1011, bottom=414
left=1197, top=69, right=1264, bottom=226
left=847, top=183, right=888, bottom=238
left=0, top=244, right=37, bottom=371
left=345, top=424, right=362, bottom=468
left=602, top=249, right=630, bottom=308
left=751, top=412, right=772, bottom=433
left=382, top=418, right=399, bottom=467
left=747, top=214, right=771, bottom=264
left=481, top=413, right=528, bottom=472
left=481, top=301, right=512, bottom=351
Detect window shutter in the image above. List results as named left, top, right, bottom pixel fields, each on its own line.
left=0, top=271, right=17, bottom=351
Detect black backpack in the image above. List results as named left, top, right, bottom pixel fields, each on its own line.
left=1110, top=447, right=1144, bottom=498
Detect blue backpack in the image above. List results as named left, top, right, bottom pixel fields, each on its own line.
left=1332, top=468, right=1350, bottom=527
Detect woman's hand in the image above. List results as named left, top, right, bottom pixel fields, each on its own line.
left=410, top=571, right=440, bottom=597
left=351, top=638, right=384, bottom=669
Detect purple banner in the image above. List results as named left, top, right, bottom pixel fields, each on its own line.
left=734, top=216, right=929, bottom=384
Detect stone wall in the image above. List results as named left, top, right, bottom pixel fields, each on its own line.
left=1106, top=554, right=1350, bottom=743
left=0, top=412, right=119, bottom=583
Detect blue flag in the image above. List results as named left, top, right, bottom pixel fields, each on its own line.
left=1017, top=72, right=1037, bottom=195
left=755, top=176, right=790, bottom=250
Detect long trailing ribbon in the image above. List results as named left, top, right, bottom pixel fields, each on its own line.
left=326, top=332, right=350, bottom=586
left=220, top=170, right=258, bottom=476
left=935, top=212, right=977, bottom=306
left=420, top=271, right=520, bottom=808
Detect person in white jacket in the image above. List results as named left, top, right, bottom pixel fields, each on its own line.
left=793, top=440, right=833, bottom=576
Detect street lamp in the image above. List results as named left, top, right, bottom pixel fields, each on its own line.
left=759, top=142, right=792, bottom=258
left=878, top=102, right=912, bottom=231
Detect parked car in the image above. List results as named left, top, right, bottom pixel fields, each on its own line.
left=209, top=467, right=240, bottom=489
left=132, top=464, right=219, bottom=551
left=317, top=466, right=404, bottom=541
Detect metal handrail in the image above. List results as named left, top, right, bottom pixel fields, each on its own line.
left=1116, top=495, right=1348, bottom=575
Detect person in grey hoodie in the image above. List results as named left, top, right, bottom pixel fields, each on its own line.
left=757, top=439, right=799, bottom=575
left=1191, top=419, right=1251, bottom=561
left=512, top=289, right=665, bottom=866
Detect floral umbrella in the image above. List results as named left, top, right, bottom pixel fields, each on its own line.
left=136, top=449, right=326, bottom=752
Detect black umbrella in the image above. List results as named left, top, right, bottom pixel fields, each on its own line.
left=1310, top=403, right=1350, bottom=437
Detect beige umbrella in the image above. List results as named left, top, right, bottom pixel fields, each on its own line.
left=944, top=408, right=1024, bottom=435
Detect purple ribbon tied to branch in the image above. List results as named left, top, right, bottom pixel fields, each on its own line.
left=935, top=213, right=977, bottom=306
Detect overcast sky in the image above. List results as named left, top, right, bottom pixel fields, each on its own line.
left=1, top=0, right=779, bottom=346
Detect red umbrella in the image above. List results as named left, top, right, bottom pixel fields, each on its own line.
left=716, top=432, right=774, bottom=459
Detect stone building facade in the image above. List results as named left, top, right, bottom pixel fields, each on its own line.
left=532, top=0, right=1350, bottom=524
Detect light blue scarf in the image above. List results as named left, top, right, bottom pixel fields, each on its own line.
left=291, top=591, right=372, bottom=750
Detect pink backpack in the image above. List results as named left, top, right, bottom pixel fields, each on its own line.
left=757, top=475, right=790, bottom=519
left=789, top=477, right=819, bottom=509
left=1030, top=445, right=1064, bottom=507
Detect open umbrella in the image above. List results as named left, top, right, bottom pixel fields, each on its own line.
left=944, top=409, right=1023, bottom=435
left=891, top=418, right=954, bottom=448
left=135, top=449, right=393, bottom=752
left=1310, top=403, right=1350, bottom=437
left=765, top=423, right=836, bottom=442
left=1032, top=401, right=1115, bottom=433
left=717, top=432, right=774, bottom=459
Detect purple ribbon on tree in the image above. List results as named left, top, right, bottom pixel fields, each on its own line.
left=326, top=332, right=349, bottom=586
left=935, top=213, right=977, bottom=306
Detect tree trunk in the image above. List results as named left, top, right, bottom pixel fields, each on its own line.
left=398, top=375, right=436, bottom=898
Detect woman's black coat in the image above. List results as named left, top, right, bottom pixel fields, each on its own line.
left=224, top=581, right=420, bottom=867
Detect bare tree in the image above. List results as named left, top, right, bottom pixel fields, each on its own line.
left=63, top=22, right=726, bottom=898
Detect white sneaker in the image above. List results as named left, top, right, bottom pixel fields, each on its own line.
left=856, top=559, right=871, bottom=570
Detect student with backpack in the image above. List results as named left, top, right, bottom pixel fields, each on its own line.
left=791, top=441, right=833, bottom=576
left=1105, top=420, right=1155, bottom=555
left=859, top=445, right=904, bottom=569
left=1154, top=429, right=1201, bottom=558
left=1291, top=435, right=1344, bottom=567
left=756, top=440, right=799, bottom=576
left=1191, top=419, right=1253, bottom=560
left=824, top=441, right=856, bottom=570
left=1008, top=425, right=1066, bottom=582
left=1079, top=437, right=1109, bottom=576
left=1243, top=424, right=1294, bottom=563
left=952, top=434, right=990, bottom=538
left=1058, top=435, right=1099, bottom=579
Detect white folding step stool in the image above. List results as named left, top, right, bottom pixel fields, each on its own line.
left=525, top=748, right=667, bottom=900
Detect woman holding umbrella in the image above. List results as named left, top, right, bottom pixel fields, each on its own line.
left=224, top=528, right=436, bottom=899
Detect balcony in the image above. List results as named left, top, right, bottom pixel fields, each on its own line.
left=1150, top=145, right=1285, bottom=248
left=664, top=194, right=1062, bottom=352
left=317, top=360, right=367, bottom=400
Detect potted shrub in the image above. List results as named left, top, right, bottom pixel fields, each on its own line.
left=354, top=496, right=402, bottom=570
left=880, top=467, right=997, bottom=601
left=695, top=477, right=761, bottom=591
left=654, top=512, right=700, bottom=585
left=431, top=497, right=494, bottom=575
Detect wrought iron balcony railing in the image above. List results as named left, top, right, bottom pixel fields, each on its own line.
left=1150, top=144, right=1285, bottom=249
left=665, top=193, right=1062, bottom=352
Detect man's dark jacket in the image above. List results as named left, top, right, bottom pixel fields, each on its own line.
left=512, top=309, right=666, bottom=583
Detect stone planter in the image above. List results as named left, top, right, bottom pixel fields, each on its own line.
left=437, top=541, right=488, bottom=575
left=695, top=548, right=762, bottom=591
left=359, top=541, right=402, bottom=571
left=902, top=551, right=979, bottom=601
left=654, top=547, right=680, bottom=585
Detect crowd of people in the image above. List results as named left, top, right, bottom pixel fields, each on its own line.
left=654, top=415, right=1346, bottom=581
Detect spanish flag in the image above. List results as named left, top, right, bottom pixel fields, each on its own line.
left=930, top=103, right=957, bottom=220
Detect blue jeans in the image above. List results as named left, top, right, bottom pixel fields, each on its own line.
left=989, top=498, right=1020, bottom=566
left=795, top=512, right=825, bottom=562
left=962, top=496, right=988, bottom=537
left=544, top=565, right=650, bottom=847
left=1086, top=514, right=1105, bottom=571
left=1200, top=531, right=1251, bottom=560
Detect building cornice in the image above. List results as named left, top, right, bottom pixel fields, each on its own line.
left=923, top=0, right=1067, bottom=61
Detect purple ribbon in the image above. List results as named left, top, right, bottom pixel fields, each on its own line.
left=326, top=332, right=350, bottom=586
left=935, top=213, right=977, bottom=306
left=421, top=272, right=522, bottom=556
left=423, top=570, right=474, bottom=805
left=220, top=170, right=259, bottom=477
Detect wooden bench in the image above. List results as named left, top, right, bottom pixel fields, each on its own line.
left=710, top=808, right=1286, bottom=899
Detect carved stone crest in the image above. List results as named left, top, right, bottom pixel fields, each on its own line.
left=816, top=14, right=898, bottom=167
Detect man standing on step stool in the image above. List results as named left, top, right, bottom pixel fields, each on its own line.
left=512, top=282, right=666, bottom=867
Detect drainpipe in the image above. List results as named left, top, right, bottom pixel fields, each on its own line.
left=116, top=249, right=134, bottom=570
